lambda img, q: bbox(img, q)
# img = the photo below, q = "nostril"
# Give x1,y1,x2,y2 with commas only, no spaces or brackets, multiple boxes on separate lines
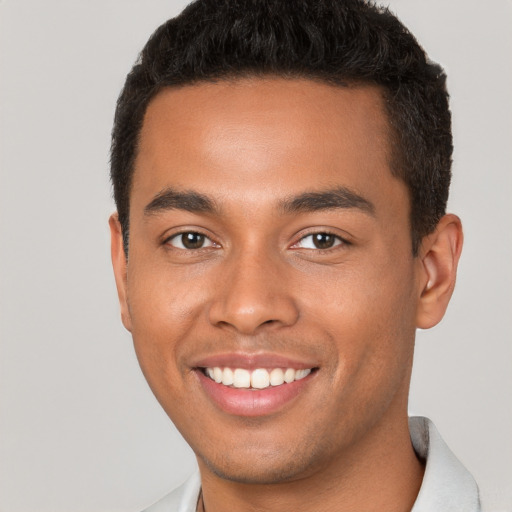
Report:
208,293,300,334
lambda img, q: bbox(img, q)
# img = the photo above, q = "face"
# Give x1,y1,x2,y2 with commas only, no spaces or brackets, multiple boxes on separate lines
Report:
112,78,425,484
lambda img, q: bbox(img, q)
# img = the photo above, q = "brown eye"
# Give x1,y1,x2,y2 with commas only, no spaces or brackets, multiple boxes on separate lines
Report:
295,232,344,250
167,232,214,250
312,233,336,249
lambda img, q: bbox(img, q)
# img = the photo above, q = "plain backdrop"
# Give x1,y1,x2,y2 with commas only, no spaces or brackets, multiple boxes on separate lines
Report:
0,1,511,511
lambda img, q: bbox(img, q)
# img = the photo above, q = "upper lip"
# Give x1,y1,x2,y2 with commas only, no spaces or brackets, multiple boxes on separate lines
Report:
191,352,319,370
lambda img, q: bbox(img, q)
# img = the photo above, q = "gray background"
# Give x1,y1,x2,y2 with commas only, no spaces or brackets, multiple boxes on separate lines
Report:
0,1,510,511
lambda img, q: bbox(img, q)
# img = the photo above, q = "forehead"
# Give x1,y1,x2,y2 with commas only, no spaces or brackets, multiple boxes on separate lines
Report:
132,78,404,216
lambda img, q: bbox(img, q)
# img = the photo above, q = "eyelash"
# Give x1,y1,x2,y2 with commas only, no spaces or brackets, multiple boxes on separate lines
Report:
292,231,350,252
164,231,218,250
164,230,350,252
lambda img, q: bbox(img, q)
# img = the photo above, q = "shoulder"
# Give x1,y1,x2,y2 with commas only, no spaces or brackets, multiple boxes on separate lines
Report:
141,472,201,512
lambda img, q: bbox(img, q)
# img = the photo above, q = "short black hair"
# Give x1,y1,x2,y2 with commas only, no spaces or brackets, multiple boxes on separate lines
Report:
111,0,452,255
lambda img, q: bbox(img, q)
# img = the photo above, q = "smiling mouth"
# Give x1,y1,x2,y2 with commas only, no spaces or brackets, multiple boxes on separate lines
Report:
202,366,316,390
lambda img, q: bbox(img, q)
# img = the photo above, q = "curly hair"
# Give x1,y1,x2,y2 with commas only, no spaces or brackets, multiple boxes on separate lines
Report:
111,0,452,255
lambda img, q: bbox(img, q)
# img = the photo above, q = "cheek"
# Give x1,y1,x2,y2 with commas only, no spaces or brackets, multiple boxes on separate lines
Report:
127,253,209,328
302,254,416,323
301,255,417,376
125,262,209,393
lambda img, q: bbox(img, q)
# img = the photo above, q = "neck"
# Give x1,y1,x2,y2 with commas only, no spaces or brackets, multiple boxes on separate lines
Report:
197,413,424,512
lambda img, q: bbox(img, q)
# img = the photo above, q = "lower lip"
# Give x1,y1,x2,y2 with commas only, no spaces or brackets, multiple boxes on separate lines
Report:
196,370,314,417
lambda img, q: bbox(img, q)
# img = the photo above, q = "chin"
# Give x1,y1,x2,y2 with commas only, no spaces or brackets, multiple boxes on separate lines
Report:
203,457,308,485
197,440,326,485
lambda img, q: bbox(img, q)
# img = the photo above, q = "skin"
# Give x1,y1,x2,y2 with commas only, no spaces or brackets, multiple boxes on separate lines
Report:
110,78,463,512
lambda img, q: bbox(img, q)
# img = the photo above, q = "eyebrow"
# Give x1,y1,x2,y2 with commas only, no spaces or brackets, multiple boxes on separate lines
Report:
144,188,218,216
143,186,375,218
280,187,375,216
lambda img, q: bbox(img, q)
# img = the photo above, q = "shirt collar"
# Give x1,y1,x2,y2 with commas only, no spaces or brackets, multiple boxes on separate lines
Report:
409,416,481,512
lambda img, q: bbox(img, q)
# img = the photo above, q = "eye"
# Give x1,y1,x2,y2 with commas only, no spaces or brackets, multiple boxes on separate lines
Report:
294,232,345,250
166,231,216,250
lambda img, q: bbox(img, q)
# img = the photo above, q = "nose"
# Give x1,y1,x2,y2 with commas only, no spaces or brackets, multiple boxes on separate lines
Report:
208,249,299,335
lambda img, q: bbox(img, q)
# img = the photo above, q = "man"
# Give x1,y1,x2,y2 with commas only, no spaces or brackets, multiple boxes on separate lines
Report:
109,0,480,510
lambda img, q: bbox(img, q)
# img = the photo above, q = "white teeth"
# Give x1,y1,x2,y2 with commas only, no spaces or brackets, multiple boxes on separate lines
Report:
269,368,285,386
295,369,311,380
221,367,234,386
251,368,270,389
205,366,313,389
233,368,251,388
213,367,223,383
284,368,296,383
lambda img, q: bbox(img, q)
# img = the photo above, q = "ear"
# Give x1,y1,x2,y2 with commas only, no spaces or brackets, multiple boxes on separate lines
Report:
109,213,132,332
415,214,464,329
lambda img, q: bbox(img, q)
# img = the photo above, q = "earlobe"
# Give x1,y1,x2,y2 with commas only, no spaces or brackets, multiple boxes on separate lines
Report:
416,214,463,329
109,213,133,332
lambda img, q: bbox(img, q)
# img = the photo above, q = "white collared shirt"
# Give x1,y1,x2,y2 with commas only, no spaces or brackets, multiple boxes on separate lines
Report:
142,416,481,512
